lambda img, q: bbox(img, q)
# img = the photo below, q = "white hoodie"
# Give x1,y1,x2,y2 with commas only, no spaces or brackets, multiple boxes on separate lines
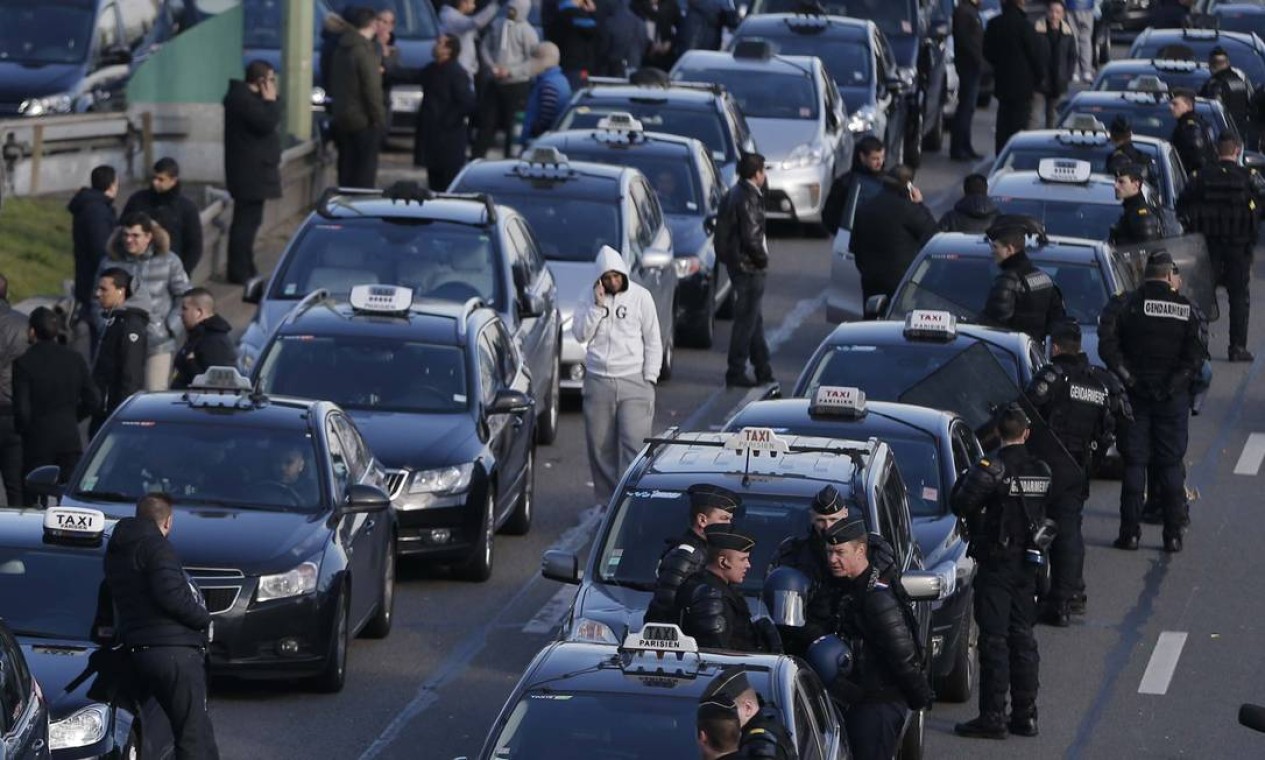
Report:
572,246,663,383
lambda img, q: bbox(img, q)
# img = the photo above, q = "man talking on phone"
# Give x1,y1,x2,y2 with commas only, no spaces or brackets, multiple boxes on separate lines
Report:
572,245,663,508
849,165,938,304
222,60,282,285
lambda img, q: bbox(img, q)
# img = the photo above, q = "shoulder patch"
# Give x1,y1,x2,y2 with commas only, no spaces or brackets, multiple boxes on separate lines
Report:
979,459,990,467
128,333,140,342
676,544,696,554
1136,208,1149,215
1024,271,1053,290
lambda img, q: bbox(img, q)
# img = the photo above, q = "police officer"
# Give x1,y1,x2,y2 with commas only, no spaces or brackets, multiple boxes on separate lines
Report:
104,493,219,759
699,667,798,760
1025,321,1125,626
951,404,1051,739
1201,47,1256,150
645,484,740,624
1105,115,1154,181
697,692,742,759
983,216,1067,343
1109,164,1166,246
1176,132,1265,361
1169,89,1214,177
1098,251,1206,552
677,523,780,653
769,484,849,584
796,515,932,760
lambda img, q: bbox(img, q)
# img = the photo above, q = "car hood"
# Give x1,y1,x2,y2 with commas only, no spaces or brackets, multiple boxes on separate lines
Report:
912,513,960,568
0,62,85,103
837,87,872,116
887,34,918,69
665,214,710,257
747,119,820,162
347,409,477,467
21,640,116,720
569,581,767,641
552,261,598,323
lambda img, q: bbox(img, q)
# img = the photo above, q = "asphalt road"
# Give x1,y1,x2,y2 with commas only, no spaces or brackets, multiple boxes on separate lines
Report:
197,90,1265,759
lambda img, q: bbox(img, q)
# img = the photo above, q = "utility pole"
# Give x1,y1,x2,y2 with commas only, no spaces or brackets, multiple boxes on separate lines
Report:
281,0,314,144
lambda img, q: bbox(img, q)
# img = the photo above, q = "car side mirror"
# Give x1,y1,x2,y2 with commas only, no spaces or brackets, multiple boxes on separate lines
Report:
243,276,266,305
518,292,547,319
100,45,133,66
1244,151,1265,169
641,251,673,270
901,569,946,601
25,465,63,499
863,294,888,320
488,388,533,415
703,214,718,234
342,483,390,513
542,549,581,584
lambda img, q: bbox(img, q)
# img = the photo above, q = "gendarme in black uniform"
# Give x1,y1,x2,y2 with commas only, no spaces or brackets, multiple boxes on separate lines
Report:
1106,116,1155,181
1098,252,1206,552
676,523,778,653
951,408,1051,740
644,484,740,624
700,667,798,760
1109,166,1166,247
983,217,1067,343
1169,93,1215,176
1200,51,1255,148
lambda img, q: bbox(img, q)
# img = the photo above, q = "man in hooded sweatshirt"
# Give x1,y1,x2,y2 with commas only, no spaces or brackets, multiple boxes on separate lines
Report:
440,0,501,83
938,173,1000,233
171,289,236,390
122,158,204,276
572,245,663,506
476,0,539,158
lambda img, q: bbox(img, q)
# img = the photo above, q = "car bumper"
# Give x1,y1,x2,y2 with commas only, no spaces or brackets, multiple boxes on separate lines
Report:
393,490,483,559
763,164,831,222
202,583,337,678
389,85,423,133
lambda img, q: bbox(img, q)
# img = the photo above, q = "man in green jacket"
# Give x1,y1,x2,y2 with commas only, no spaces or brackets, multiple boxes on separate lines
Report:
329,6,386,188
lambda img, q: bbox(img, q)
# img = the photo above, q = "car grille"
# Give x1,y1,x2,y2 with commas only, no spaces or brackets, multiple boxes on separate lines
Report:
186,567,244,615
384,469,408,499
200,587,241,614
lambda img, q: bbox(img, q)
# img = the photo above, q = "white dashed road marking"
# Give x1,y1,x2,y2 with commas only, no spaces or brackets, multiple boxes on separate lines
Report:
1233,433,1265,475
1138,631,1188,695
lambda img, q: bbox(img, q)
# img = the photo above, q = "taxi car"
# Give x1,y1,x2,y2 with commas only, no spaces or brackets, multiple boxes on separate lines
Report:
1091,58,1212,94
477,624,854,759
237,184,563,444
554,79,757,186
1130,26,1265,87
253,286,536,581
26,369,396,693
0,507,154,759
729,14,914,166
449,148,679,389
1204,2,1265,44
724,388,980,703
1059,80,1239,149
530,116,732,347
672,41,853,223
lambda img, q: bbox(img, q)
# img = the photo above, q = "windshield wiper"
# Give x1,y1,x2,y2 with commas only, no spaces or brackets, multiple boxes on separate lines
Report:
72,490,136,502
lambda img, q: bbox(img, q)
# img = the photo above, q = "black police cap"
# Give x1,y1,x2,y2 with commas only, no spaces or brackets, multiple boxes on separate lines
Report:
811,484,847,516
704,523,756,552
688,483,741,514
1115,163,1146,182
701,666,753,703
1050,319,1082,344
822,514,867,546
1109,115,1132,135
697,695,738,722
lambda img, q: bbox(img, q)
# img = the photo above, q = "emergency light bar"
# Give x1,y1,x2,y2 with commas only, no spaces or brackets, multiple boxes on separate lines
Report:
44,507,106,542
1037,158,1093,184
810,386,867,418
904,309,957,341
350,284,414,315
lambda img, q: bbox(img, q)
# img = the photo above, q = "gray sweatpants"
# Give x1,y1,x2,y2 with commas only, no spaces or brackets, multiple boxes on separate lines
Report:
583,373,655,505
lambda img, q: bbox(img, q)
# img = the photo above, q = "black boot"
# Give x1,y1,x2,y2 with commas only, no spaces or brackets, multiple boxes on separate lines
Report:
1113,534,1139,551
955,713,1008,740
1038,602,1070,627
1068,592,1087,615
1009,706,1039,737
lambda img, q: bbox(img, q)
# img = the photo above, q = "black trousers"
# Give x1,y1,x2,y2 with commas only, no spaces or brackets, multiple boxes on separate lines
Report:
425,161,464,193
227,198,264,284
951,68,981,158
974,554,1039,717
335,126,381,189
1045,461,1088,608
131,647,219,760
1120,392,1190,541
0,413,21,507
995,97,1033,155
1210,241,1252,351
726,268,772,381
845,701,906,760
473,80,531,159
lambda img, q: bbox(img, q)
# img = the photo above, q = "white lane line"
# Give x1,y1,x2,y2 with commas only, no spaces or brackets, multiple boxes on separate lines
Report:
522,586,576,634
1233,433,1265,475
1138,631,1188,695
766,291,828,354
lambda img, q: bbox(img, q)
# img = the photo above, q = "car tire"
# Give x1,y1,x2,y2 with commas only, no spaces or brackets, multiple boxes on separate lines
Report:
904,108,924,169
456,489,496,582
681,286,715,349
361,540,396,639
502,448,534,536
935,612,976,703
313,588,350,693
897,705,925,760
536,352,561,446
659,317,675,382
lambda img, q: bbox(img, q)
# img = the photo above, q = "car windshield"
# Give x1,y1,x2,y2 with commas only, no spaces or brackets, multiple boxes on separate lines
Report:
892,254,1109,325
744,34,872,88
1217,13,1265,38
483,191,622,261
598,491,867,592
0,550,101,640
559,104,731,159
562,150,702,214
833,0,915,37
490,691,699,758
0,0,94,65
1060,102,1231,141
1095,69,1210,92
73,422,327,512
674,68,818,120
804,340,1021,402
257,337,468,413
269,219,504,309
990,197,1119,245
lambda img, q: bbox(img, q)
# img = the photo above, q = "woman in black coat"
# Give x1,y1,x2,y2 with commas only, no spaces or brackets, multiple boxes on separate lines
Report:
415,34,478,191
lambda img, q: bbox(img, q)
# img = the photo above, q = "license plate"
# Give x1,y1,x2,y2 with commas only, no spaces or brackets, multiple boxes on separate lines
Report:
391,87,423,113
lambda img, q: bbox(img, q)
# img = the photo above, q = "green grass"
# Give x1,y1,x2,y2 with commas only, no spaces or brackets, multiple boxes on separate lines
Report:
0,195,75,303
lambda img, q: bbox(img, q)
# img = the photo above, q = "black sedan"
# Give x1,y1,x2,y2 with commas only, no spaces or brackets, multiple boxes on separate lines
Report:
1129,27,1265,87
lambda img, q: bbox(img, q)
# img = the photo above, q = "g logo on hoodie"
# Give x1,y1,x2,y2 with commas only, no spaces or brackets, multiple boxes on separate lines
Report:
615,304,628,320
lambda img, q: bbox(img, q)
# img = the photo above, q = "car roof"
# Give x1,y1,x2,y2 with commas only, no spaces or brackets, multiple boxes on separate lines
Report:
988,170,1119,204
818,319,1032,352
573,84,728,107
314,187,500,226
1065,90,1216,107
532,129,699,159
272,296,490,346
455,157,629,199
727,398,958,443
1099,58,1210,74
675,49,821,76
920,231,1108,262
1136,27,1265,52
111,388,321,430
1002,129,1168,150
735,13,873,40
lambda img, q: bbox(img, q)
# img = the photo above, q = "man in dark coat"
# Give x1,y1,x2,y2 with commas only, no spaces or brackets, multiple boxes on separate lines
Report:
939,173,1000,233
68,165,118,331
13,307,98,493
644,484,739,624
715,153,773,388
223,60,283,285
951,0,985,160
122,158,204,276
171,289,236,391
551,0,601,88
329,6,387,188
983,216,1067,343
822,136,886,236
1201,46,1257,151
599,0,649,77
675,523,779,653
1169,89,1215,178
849,166,938,302
0,275,26,507
416,34,477,190
1035,1,1078,129
91,268,147,436
984,0,1043,154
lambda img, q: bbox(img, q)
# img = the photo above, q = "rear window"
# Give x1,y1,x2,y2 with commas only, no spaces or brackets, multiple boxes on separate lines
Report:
673,67,819,120
990,197,1120,249
558,103,730,159
1132,38,1265,85
1094,69,1210,92
559,148,702,214
472,190,622,262
739,33,873,87
490,691,701,758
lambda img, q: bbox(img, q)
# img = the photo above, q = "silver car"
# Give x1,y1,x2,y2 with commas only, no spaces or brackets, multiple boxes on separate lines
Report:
671,41,853,224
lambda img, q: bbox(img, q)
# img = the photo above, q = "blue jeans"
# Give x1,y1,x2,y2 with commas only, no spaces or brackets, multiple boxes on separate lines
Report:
951,68,981,157
726,269,772,381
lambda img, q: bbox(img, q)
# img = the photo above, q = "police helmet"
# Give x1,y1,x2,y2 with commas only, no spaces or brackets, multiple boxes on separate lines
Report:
762,566,812,627
806,634,854,683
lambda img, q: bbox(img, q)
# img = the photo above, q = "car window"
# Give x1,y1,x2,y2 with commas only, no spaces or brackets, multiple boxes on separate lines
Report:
793,686,824,760
96,1,122,53
561,148,703,215
477,332,500,406
515,218,546,279
505,219,532,298
739,32,873,88
880,462,912,562
332,415,369,483
0,646,22,734
460,189,621,263
0,550,106,640
559,103,730,158
626,194,647,259
326,417,349,494
0,0,99,64
699,149,723,210
673,66,820,120
490,691,699,756
798,670,840,759
950,424,974,477
885,437,942,517
1166,144,1186,196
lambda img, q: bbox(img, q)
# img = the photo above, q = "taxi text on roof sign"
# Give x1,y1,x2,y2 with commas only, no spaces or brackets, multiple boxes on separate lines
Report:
812,385,867,416
724,427,791,455
904,309,957,340
350,284,414,314
622,624,701,654
43,507,106,538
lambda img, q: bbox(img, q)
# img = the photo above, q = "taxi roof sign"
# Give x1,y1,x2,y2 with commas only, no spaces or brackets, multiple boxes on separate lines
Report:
1063,113,1107,132
43,507,106,542
620,624,702,677
811,385,867,418
621,623,700,654
904,309,957,341
350,284,414,314
188,366,252,393
1037,158,1093,184
524,146,569,166
596,112,645,132
1128,74,1169,93
724,427,791,456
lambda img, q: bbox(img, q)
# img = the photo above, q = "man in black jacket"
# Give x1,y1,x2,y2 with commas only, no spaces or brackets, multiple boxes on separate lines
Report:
416,35,477,190
951,0,985,160
983,217,1067,342
644,484,739,624
122,158,204,276
1109,165,1165,246
984,0,1043,154
849,166,938,303
939,173,1000,233
822,136,886,236
699,667,797,760
1169,89,1214,178
675,523,777,653
716,153,773,388
1201,47,1256,150
171,289,236,390
13,307,98,495
1105,116,1155,181
0,274,26,507
1035,1,1078,129
223,60,283,285
91,268,148,436
104,493,218,759
68,165,118,335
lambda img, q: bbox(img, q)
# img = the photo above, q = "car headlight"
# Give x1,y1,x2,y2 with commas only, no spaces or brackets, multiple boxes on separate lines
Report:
573,618,619,644
848,105,879,134
781,143,827,170
674,255,702,279
19,93,74,116
49,704,108,750
311,86,328,106
256,561,319,602
409,463,474,495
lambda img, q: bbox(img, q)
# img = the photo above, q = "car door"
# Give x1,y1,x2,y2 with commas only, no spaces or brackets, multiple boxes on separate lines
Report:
508,217,558,395
0,630,45,760
797,667,845,759
475,327,517,520
327,413,378,627
820,70,850,178
630,179,677,336
491,320,532,507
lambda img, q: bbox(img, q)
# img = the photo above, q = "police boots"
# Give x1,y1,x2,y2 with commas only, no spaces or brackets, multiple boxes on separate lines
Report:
954,713,1008,740
1009,707,1039,737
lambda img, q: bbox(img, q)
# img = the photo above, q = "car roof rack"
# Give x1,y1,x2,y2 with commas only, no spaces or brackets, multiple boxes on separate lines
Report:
733,38,778,60
643,426,873,486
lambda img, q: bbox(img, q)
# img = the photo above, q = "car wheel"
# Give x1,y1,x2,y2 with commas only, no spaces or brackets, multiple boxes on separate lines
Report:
502,448,534,535
313,588,350,693
904,108,924,169
536,352,560,446
659,317,675,382
681,285,715,349
935,612,976,703
361,539,396,639
456,489,495,582
922,83,946,152
897,704,925,760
